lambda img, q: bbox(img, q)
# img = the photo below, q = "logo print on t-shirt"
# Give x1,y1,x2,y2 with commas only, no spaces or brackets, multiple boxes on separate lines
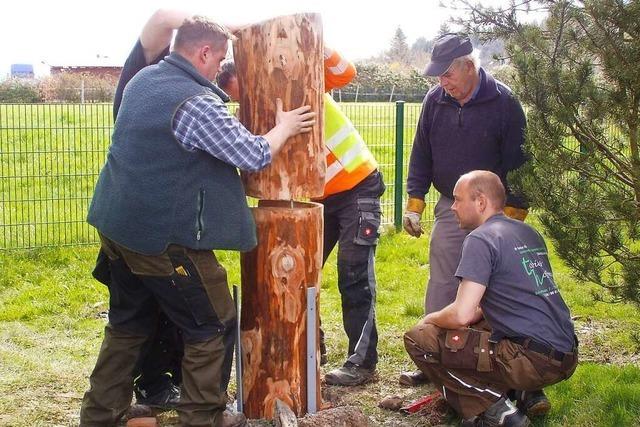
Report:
517,246,558,297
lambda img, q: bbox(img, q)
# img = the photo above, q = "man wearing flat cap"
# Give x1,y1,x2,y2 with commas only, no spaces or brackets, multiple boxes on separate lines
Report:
399,33,530,386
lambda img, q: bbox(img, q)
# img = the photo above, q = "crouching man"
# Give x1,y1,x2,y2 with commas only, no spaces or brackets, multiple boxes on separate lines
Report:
404,170,578,426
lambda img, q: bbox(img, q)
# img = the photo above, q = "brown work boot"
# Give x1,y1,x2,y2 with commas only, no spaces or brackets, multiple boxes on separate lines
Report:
514,390,551,417
398,369,430,387
221,409,248,427
324,364,376,386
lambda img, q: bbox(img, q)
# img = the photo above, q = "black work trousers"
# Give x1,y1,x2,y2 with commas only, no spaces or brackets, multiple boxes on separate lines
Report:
320,171,385,369
80,235,236,426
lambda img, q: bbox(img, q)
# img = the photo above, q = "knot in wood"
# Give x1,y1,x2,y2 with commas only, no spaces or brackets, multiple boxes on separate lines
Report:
281,254,295,272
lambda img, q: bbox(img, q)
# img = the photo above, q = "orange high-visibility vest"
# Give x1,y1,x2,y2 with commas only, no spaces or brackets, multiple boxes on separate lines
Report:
321,49,377,198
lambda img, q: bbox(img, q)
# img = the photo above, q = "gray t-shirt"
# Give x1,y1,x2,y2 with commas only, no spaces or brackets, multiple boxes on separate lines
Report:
455,214,575,352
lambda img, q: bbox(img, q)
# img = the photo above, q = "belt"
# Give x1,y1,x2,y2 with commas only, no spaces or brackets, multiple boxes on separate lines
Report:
509,336,571,362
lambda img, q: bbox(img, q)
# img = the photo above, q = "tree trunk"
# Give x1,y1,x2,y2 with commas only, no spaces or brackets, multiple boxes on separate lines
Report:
232,13,325,200
240,200,323,419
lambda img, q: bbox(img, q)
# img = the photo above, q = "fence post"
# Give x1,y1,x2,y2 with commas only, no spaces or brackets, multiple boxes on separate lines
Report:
394,100,405,231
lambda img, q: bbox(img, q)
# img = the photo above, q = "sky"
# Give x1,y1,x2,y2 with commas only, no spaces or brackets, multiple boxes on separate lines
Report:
1,0,477,77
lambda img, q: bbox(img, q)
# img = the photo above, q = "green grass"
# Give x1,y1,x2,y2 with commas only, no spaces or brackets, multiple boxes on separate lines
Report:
1,223,639,426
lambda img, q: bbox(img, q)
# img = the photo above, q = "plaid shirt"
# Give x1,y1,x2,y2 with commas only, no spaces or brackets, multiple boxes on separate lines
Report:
173,94,271,172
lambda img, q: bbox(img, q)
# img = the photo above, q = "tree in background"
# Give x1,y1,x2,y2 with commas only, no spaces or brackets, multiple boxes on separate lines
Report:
410,37,432,71
386,27,410,66
456,0,640,305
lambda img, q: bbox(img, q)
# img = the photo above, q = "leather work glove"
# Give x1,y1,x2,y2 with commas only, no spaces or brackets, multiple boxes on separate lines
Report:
403,197,426,237
504,206,529,221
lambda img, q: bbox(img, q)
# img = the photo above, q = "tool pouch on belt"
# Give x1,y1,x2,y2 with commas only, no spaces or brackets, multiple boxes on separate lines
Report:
440,329,470,368
440,328,493,372
354,197,381,245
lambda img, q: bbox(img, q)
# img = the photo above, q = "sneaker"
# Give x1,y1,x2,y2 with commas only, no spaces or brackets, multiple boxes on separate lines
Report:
398,369,430,387
324,364,376,386
478,396,530,427
514,390,551,417
221,410,248,427
135,384,180,410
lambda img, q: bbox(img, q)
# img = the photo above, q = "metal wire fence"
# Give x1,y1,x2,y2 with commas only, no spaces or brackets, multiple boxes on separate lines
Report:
0,101,435,249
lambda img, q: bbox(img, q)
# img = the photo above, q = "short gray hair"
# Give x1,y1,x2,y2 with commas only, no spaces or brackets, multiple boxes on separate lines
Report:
451,49,481,72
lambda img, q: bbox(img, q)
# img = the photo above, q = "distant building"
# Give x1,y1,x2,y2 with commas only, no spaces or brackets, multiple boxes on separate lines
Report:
50,65,122,80
11,64,34,78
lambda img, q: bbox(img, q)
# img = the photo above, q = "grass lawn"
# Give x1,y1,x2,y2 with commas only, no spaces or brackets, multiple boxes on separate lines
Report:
1,223,640,426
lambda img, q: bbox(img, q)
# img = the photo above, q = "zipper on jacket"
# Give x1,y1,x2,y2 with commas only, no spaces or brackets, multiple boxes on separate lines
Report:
458,107,462,127
196,189,205,241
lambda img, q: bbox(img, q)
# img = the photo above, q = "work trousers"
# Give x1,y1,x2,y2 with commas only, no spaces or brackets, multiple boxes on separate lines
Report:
320,171,385,369
404,322,578,419
425,195,469,314
80,235,236,427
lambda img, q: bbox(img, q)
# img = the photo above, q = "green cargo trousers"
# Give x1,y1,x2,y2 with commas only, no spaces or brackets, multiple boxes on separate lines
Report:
80,235,236,426
404,321,578,419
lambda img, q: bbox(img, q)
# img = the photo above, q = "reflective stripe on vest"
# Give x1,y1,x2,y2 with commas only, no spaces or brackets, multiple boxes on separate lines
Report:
323,94,377,196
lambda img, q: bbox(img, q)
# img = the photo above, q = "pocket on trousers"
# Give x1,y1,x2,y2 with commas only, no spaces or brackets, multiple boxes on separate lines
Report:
354,197,382,246
172,273,219,327
169,250,221,328
185,249,236,327
439,328,492,372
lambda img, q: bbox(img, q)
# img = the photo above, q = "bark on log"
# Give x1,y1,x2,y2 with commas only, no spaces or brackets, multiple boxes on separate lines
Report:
233,13,325,200
240,201,323,419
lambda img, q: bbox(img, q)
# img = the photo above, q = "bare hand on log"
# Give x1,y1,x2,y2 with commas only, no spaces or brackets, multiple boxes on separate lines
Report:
263,99,316,157
276,98,316,136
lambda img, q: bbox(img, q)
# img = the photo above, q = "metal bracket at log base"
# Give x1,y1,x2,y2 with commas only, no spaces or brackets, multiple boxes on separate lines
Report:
233,285,243,413
306,286,317,414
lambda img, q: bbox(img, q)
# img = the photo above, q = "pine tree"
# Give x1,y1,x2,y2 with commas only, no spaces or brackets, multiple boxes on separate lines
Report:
456,0,640,305
387,27,410,65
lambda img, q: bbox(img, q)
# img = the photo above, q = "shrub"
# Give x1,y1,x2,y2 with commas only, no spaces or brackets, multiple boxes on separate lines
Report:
39,73,117,103
0,78,42,103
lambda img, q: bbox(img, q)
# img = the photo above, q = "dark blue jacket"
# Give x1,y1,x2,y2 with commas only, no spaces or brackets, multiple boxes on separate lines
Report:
407,68,528,208
88,52,257,255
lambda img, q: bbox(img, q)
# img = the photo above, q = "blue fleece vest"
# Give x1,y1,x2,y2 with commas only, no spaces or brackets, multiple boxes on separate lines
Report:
87,53,257,255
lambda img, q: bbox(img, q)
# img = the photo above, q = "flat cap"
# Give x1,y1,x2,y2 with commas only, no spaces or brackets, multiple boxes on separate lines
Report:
424,33,473,77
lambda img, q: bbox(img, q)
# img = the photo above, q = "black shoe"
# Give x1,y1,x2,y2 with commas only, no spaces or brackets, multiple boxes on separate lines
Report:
324,364,376,386
477,397,530,427
514,390,551,417
135,384,180,410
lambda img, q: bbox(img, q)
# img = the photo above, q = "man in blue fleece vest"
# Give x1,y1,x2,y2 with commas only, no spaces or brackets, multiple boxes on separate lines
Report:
80,15,315,427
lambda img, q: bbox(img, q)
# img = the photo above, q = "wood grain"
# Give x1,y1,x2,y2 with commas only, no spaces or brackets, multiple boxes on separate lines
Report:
233,13,325,200
240,200,323,419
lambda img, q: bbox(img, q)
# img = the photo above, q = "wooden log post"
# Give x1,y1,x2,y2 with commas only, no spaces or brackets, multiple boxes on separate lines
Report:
240,200,323,419
233,13,325,200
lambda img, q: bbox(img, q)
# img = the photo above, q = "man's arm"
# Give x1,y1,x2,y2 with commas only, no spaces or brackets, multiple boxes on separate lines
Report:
324,47,356,92
501,94,529,211
422,279,486,329
139,9,191,64
173,96,314,172
114,10,190,119
406,96,434,200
